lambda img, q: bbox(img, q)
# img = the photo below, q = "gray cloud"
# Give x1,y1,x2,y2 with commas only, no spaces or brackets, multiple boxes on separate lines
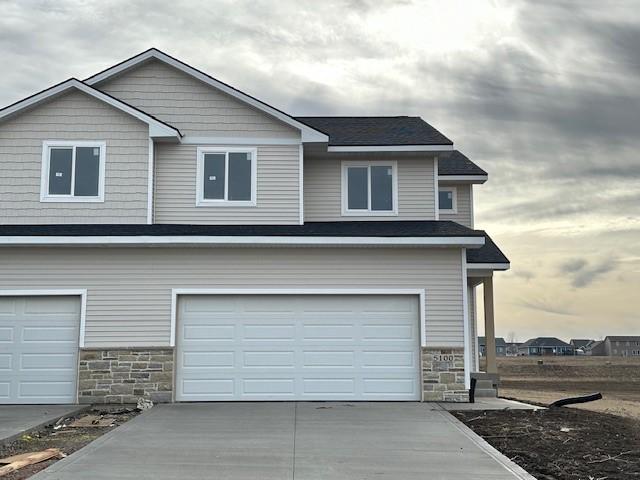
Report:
559,257,618,288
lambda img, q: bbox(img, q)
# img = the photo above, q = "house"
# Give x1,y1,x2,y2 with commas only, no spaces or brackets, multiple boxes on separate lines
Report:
478,336,507,356
586,337,640,356
0,48,509,405
518,337,574,356
570,339,593,351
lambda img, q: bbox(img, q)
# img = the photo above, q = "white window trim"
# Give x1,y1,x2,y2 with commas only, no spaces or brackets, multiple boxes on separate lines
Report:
196,146,257,207
438,186,457,214
40,141,106,203
341,160,398,216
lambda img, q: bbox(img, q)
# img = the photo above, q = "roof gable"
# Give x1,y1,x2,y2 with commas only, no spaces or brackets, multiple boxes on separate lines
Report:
85,48,327,143
0,78,180,140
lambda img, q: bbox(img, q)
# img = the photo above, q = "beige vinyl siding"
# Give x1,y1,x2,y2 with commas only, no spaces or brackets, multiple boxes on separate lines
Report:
0,91,149,224
97,59,299,139
304,156,436,221
440,184,473,227
154,143,300,224
0,247,464,348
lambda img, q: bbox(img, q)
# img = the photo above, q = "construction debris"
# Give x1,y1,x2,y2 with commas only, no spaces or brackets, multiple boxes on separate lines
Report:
0,448,65,477
69,415,116,428
136,398,154,410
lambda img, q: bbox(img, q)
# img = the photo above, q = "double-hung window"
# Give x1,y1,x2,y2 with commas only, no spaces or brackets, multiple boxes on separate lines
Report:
41,141,106,202
342,161,397,215
196,147,257,206
438,187,457,213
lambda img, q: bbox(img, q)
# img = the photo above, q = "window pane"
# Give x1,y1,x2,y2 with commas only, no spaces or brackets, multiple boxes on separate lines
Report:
74,147,101,196
439,190,454,210
48,148,72,195
347,167,368,210
228,152,252,201
370,165,393,211
203,153,225,199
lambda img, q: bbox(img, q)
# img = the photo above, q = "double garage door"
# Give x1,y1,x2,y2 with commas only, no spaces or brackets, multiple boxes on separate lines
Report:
0,296,80,404
176,294,421,401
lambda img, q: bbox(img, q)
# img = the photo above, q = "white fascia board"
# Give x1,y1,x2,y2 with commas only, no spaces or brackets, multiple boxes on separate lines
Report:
327,145,454,153
0,235,485,248
84,49,327,143
0,79,180,139
438,175,488,184
467,262,510,271
181,136,301,145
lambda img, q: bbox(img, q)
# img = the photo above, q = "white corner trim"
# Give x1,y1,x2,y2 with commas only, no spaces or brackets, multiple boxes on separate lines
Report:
328,145,454,153
40,141,106,203
467,263,510,271
438,186,458,214
461,249,471,389
438,175,487,184
170,288,427,348
84,49,327,143
0,79,180,139
340,160,399,217
195,146,258,207
299,144,304,225
469,184,475,229
0,289,88,348
0,235,486,247
434,156,439,220
147,139,154,224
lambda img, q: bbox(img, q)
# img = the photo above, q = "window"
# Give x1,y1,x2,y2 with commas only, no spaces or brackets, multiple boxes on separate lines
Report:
341,161,397,215
41,141,105,202
196,147,257,206
438,187,457,213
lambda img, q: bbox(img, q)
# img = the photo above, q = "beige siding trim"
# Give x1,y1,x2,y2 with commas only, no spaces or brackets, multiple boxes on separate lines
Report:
0,91,149,224
0,247,465,349
98,59,301,139
440,184,473,227
304,156,436,221
154,143,300,224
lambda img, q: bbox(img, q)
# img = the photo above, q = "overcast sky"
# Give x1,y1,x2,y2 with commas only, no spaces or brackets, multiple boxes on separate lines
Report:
1,0,638,342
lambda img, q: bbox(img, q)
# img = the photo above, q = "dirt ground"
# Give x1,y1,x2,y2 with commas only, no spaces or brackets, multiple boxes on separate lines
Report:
0,406,139,480
453,408,640,480
486,356,640,419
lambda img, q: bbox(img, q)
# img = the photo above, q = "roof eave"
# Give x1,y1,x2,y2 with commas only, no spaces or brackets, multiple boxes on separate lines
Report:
327,144,454,153
439,174,488,184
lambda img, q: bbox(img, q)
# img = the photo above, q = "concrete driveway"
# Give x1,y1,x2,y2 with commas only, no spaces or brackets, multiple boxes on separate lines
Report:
32,402,529,480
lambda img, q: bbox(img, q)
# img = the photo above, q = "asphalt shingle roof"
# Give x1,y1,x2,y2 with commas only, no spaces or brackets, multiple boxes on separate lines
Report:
478,337,507,347
520,337,572,348
294,116,453,147
438,151,487,176
466,234,509,264
0,221,483,238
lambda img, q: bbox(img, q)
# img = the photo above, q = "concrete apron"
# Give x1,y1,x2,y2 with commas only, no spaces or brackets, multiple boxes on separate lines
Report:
0,405,87,445
31,402,532,480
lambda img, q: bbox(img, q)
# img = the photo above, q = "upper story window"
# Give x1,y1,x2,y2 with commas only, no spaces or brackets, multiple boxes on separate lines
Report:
438,187,457,213
41,141,106,202
196,147,257,207
341,161,397,216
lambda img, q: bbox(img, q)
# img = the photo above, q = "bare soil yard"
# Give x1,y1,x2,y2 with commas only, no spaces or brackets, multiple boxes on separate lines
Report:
454,408,640,480
0,406,139,480
487,356,640,419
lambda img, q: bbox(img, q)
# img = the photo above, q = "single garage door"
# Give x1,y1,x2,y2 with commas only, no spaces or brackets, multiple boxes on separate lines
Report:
0,296,80,404
176,294,421,401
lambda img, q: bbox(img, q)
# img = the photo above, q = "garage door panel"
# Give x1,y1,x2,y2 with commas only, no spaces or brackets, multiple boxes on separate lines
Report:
177,294,421,401
0,296,79,404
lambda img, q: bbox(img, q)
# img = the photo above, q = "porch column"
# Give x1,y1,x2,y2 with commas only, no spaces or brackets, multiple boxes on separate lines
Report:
483,275,498,374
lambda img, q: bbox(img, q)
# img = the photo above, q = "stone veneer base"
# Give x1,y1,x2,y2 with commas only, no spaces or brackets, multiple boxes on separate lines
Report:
422,347,468,402
78,348,174,404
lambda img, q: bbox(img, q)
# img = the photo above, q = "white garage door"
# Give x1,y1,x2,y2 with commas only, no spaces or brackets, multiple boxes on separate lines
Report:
176,294,421,401
0,296,80,404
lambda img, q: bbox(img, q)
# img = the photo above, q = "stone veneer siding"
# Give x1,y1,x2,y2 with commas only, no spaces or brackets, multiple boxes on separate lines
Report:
422,347,468,402
78,348,174,404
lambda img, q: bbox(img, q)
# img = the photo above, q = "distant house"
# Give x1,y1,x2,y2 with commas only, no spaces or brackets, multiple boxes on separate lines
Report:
570,339,594,354
478,336,507,357
587,336,640,356
518,337,574,356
